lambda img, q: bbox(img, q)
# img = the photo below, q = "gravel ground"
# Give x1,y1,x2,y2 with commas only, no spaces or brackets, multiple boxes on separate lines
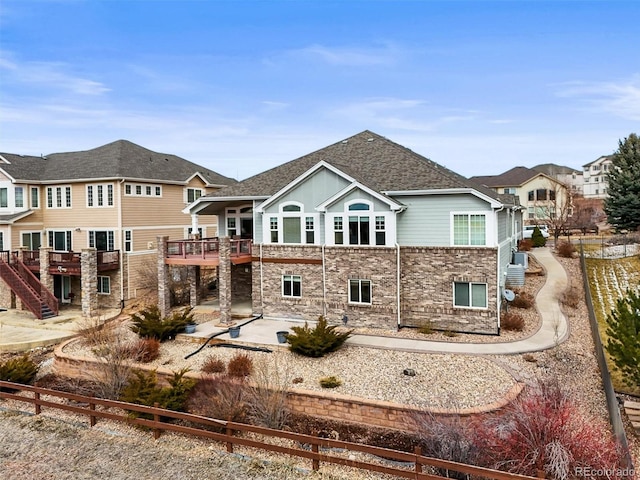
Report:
2,251,638,478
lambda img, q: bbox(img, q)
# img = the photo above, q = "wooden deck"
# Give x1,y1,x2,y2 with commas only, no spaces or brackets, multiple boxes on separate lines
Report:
165,238,252,266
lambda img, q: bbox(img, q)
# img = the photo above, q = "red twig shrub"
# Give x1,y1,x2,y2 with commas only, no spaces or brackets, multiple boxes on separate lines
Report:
130,338,160,363
510,290,535,309
518,239,533,251
501,311,525,332
201,355,226,374
473,379,627,478
187,376,248,423
227,353,253,378
556,241,576,258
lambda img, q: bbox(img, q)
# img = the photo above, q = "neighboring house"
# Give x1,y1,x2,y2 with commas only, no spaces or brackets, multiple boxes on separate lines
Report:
532,163,583,195
0,140,235,318
164,131,523,335
470,166,571,229
582,155,613,199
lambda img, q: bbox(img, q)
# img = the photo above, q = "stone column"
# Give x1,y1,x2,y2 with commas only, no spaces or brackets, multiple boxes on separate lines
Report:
81,248,98,318
39,246,54,298
157,236,171,318
218,236,232,324
188,265,200,308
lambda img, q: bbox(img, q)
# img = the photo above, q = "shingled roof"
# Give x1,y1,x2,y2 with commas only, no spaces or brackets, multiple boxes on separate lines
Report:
207,130,503,202
470,166,542,188
0,140,236,186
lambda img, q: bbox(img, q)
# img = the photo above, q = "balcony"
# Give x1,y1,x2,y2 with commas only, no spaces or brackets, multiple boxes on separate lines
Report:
18,250,121,275
165,238,253,266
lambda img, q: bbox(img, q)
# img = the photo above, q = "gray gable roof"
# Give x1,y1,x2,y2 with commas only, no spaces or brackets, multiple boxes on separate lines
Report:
209,130,503,202
470,166,542,188
0,140,237,186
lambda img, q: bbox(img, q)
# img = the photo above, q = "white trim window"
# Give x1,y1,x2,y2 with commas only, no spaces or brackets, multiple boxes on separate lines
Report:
124,230,133,252
46,186,72,208
282,274,302,298
264,202,318,245
125,183,162,197
327,200,393,247
15,187,24,208
349,279,372,304
97,276,111,295
87,184,114,207
49,230,72,251
89,231,115,251
453,282,487,309
186,188,204,203
31,187,40,209
452,213,488,246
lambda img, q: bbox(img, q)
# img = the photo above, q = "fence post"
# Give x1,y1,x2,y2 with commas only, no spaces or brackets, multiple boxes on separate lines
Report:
414,445,422,474
226,425,234,453
89,403,96,427
34,391,41,415
153,402,161,440
312,442,320,471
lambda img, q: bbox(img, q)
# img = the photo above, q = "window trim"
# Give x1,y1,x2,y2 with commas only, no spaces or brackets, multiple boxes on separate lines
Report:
97,276,111,295
453,281,488,309
282,274,302,298
348,279,372,305
46,186,72,209
263,201,319,245
325,199,394,247
186,187,204,204
451,212,490,247
124,230,133,253
31,187,40,209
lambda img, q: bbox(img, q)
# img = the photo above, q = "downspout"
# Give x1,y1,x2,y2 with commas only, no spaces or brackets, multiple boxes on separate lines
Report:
396,242,401,329
322,244,327,317
494,205,504,335
118,178,125,308
259,243,264,313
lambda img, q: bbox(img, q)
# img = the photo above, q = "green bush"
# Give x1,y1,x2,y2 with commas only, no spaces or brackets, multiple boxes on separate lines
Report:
319,376,342,388
286,316,352,358
120,368,196,418
0,355,39,386
129,305,194,342
531,226,547,247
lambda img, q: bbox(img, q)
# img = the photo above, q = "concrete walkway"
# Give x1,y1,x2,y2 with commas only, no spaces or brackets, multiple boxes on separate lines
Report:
346,247,569,355
0,247,568,355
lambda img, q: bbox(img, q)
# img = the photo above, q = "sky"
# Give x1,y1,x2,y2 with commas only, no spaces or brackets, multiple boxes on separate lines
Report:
1,1,638,181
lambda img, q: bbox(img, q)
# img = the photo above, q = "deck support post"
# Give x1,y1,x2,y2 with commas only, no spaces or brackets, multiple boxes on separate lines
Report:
157,236,171,319
218,236,232,324
81,248,98,318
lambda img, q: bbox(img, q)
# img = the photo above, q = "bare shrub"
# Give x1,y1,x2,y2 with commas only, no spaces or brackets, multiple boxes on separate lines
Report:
556,240,576,258
561,285,581,309
76,314,112,347
246,356,291,429
188,376,248,423
201,355,226,374
412,405,479,479
518,239,533,251
501,311,525,332
125,338,161,363
227,353,253,378
510,290,535,309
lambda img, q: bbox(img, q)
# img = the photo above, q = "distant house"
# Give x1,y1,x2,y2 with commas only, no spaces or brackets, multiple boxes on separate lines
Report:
582,155,613,199
167,131,523,335
532,163,583,194
0,140,235,318
470,166,571,228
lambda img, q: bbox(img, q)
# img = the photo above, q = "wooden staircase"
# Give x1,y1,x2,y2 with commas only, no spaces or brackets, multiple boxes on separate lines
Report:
0,252,58,320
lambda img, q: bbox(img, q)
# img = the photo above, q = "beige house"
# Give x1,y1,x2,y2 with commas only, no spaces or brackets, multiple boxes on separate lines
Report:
0,140,235,318
471,166,572,230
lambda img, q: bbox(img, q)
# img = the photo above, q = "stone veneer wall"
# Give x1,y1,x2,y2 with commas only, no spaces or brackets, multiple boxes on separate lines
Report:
53,340,522,431
400,247,499,334
252,244,499,333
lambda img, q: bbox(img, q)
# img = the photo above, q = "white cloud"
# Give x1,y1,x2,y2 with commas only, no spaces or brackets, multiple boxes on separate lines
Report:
555,76,640,121
268,42,400,68
1,55,110,96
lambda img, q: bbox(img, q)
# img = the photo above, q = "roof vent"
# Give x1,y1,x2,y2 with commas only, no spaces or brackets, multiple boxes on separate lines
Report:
367,138,375,142
342,140,348,144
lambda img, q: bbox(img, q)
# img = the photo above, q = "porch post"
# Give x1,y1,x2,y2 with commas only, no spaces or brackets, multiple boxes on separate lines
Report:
157,236,171,318
81,248,98,318
218,236,232,324
39,247,54,300
188,266,200,308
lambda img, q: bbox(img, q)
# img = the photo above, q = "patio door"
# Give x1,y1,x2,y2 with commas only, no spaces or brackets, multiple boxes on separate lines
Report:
49,230,72,251
54,275,72,303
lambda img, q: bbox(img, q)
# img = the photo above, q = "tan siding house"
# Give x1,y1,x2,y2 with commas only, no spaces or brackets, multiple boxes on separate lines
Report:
0,142,235,319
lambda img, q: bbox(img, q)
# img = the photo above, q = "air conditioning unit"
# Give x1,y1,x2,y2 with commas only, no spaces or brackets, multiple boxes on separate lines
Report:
513,252,529,269
506,264,525,287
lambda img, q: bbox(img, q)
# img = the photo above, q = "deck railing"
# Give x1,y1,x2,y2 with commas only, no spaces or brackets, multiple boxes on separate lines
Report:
18,250,120,272
166,238,252,260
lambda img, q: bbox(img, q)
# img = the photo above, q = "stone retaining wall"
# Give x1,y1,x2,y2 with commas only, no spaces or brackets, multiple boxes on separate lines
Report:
53,339,522,431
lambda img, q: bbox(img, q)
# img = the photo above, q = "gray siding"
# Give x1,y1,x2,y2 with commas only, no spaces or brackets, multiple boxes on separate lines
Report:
394,194,491,246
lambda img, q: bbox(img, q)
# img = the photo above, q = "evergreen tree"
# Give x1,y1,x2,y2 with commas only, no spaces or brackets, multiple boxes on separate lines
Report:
531,226,546,247
605,289,640,388
604,133,640,231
